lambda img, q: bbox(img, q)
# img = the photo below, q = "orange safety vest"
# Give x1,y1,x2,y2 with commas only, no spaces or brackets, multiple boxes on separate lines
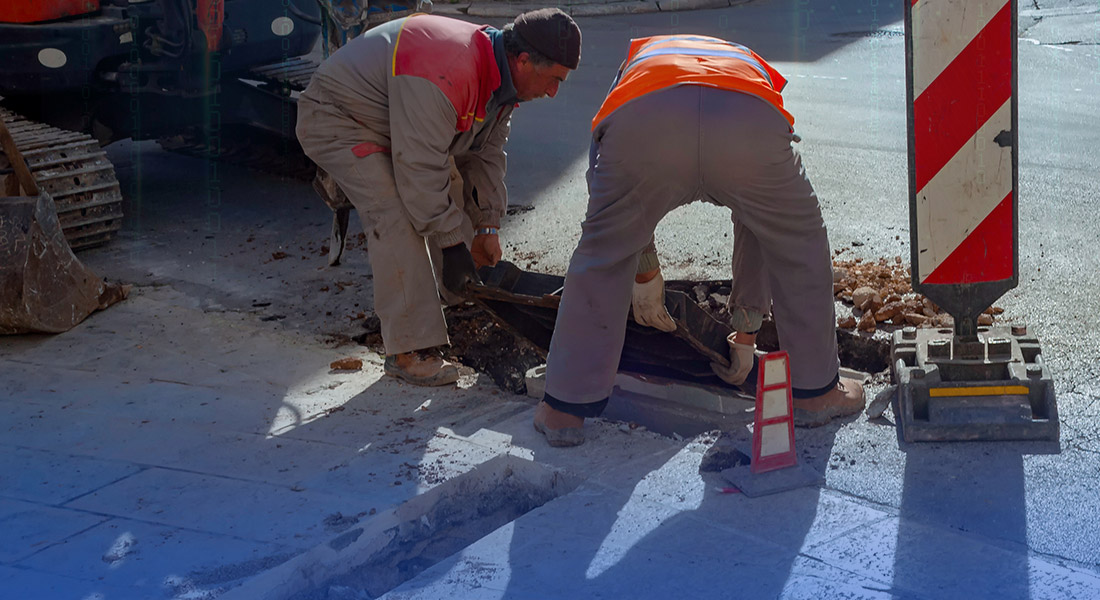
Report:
591,35,794,131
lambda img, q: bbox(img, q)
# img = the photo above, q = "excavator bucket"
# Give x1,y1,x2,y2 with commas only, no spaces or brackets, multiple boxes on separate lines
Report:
1,119,129,335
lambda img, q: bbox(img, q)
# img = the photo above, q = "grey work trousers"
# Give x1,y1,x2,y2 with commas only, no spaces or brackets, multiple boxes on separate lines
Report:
296,87,476,356
545,85,839,405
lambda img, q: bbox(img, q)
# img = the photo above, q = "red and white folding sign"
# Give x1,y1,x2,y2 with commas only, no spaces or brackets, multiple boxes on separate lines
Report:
751,351,797,475
906,0,1018,319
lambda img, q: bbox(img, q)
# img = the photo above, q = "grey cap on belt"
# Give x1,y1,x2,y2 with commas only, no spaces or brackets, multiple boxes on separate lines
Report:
513,8,582,69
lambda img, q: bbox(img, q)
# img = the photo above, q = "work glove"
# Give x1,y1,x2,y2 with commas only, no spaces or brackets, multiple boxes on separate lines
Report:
471,232,502,268
710,333,755,386
631,271,677,332
440,243,481,296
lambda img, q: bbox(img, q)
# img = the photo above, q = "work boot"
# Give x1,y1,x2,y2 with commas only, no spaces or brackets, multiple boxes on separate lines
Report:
793,377,866,427
383,349,460,387
533,401,585,447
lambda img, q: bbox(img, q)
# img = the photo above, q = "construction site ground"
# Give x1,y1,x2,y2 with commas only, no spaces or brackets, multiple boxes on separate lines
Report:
4,1,1100,599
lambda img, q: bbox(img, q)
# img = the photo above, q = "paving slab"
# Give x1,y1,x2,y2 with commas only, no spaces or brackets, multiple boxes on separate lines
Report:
379,491,897,600
64,467,364,549
807,516,1100,600
156,428,363,486
4,369,281,435
0,498,107,563
268,378,528,447
0,564,137,600
1,402,218,467
779,557,901,600
296,431,514,502
15,517,294,597
0,446,142,505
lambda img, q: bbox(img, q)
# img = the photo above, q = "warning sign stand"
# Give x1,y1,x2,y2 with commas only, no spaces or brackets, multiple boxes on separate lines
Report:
721,352,823,497
896,0,1058,442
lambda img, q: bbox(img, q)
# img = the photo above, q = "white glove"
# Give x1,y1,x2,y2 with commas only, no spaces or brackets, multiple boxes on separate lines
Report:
631,272,676,332
710,334,755,385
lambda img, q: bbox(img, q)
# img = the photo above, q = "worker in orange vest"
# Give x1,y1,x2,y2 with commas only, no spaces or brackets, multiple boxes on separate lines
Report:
534,35,865,447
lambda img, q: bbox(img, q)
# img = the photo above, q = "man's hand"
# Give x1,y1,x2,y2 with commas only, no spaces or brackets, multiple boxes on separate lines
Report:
631,269,676,332
440,243,481,296
471,233,502,268
710,333,755,386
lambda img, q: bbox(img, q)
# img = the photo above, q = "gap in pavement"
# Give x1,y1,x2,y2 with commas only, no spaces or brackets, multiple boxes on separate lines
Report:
237,455,578,600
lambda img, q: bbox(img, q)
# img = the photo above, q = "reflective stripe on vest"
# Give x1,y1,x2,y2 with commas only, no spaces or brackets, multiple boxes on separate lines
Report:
623,47,776,86
591,35,794,131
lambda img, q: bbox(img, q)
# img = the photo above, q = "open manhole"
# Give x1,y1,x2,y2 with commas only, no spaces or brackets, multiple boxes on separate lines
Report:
666,280,892,375
226,456,577,600
356,258,1003,394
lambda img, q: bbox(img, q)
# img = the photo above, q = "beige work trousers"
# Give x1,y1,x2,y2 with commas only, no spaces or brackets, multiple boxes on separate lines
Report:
296,86,476,356
546,86,840,405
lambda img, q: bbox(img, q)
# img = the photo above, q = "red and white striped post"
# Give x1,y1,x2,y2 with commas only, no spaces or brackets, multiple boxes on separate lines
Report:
750,351,797,474
906,0,1018,338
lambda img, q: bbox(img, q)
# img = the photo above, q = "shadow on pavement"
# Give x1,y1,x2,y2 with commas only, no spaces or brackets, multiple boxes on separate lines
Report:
891,440,1060,599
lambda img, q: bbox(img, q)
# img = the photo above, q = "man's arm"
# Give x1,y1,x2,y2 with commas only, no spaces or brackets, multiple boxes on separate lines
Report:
631,235,675,331
388,75,466,247
454,106,513,230
637,236,659,281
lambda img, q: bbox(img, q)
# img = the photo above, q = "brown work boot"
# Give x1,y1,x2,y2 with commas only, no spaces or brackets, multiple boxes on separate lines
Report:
533,401,586,447
383,349,460,387
793,377,866,427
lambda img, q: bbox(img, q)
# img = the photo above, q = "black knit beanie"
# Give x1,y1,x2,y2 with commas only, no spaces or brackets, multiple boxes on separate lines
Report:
513,8,581,69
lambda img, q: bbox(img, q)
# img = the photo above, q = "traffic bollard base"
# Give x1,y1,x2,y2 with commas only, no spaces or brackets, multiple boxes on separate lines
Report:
891,325,1059,442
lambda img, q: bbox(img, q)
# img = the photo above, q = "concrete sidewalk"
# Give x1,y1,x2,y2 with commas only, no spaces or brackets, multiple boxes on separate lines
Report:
4,284,1100,598
6,284,1099,600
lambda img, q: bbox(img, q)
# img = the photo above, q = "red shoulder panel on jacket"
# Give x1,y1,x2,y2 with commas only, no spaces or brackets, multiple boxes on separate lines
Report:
393,15,501,132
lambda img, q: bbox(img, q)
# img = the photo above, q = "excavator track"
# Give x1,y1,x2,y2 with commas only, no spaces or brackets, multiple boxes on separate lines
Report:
156,57,321,181
247,56,319,91
0,107,124,250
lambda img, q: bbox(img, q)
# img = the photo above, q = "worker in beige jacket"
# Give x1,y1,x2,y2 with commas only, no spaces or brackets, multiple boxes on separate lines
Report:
297,9,581,386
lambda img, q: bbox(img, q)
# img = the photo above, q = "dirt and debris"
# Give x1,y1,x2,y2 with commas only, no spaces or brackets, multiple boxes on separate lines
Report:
354,304,543,394
505,204,535,216
361,314,381,334
668,277,892,373
699,435,750,472
323,512,364,533
667,255,1009,374
442,305,544,394
329,357,363,371
831,257,1003,332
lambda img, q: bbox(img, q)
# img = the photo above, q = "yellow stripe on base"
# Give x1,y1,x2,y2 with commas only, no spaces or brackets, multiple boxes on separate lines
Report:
929,386,1030,398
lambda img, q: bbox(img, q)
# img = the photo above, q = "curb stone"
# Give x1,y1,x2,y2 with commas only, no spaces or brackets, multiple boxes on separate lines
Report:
570,1,660,16
434,0,749,18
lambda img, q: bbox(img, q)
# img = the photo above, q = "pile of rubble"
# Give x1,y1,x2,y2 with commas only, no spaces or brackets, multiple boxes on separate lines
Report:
832,257,1002,332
